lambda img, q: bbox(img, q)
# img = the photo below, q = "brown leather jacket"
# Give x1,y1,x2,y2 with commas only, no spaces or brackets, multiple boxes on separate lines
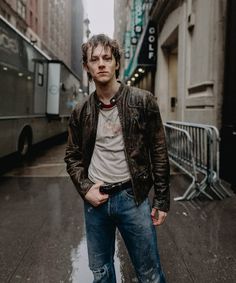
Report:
64,83,170,212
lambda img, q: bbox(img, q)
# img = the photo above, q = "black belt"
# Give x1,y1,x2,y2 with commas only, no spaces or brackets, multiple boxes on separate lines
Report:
99,180,132,195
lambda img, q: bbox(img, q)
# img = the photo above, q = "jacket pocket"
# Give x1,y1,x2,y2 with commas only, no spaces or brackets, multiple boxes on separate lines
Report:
135,168,151,183
134,168,153,200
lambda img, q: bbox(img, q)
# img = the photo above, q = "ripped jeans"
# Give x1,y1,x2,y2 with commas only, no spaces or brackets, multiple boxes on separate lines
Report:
84,187,166,283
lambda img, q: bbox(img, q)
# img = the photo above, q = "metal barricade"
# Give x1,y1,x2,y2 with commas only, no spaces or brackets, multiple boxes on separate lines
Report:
165,121,231,201
164,124,200,200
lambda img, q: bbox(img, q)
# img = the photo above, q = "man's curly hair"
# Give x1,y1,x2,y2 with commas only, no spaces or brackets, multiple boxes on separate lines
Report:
82,34,122,81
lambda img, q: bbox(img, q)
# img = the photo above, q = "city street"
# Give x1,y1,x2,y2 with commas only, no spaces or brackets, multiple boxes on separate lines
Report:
1,0,236,282
0,140,235,283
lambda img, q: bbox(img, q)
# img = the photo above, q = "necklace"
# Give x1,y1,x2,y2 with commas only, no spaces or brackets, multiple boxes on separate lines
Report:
99,106,118,125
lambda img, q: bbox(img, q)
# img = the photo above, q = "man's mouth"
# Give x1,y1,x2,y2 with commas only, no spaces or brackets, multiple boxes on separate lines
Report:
98,71,108,74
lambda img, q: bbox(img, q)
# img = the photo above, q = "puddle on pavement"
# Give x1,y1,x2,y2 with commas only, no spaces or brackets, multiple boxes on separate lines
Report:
69,234,123,283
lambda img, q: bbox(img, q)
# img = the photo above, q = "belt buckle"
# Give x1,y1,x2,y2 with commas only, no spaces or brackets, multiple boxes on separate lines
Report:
100,183,120,195
100,184,112,194
110,183,120,194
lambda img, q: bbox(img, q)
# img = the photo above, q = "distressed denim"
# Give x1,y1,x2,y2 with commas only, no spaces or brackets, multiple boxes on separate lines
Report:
84,187,166,283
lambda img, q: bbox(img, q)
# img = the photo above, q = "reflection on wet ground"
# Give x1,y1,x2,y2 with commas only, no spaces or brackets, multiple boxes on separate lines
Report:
0,142,235,282
0,176,136,282
69,233,124,283
70,235,92,282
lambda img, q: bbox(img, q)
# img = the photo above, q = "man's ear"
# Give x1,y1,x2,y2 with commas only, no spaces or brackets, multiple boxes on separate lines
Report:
115,62,120,70
83,63,89,73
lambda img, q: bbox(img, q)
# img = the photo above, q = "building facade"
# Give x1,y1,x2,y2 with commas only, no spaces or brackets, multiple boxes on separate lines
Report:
41,0,72,67
115,0,227,124
150,0,227,126
114,0,157,93
0,0,28,34
25,0,43,48
71,0,84,81
114,0,235,186
0,0,85,74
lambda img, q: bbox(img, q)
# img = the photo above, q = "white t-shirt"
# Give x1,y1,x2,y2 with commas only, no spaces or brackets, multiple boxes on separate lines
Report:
88,106,130,184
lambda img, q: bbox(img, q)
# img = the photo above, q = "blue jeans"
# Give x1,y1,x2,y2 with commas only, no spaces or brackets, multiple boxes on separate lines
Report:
84,187,166,283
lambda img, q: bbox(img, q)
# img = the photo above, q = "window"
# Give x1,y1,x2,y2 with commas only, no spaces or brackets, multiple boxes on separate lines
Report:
35,18,38,33
38,63,44,86
35,0,38,12
17,0,26,19
30,11,33,27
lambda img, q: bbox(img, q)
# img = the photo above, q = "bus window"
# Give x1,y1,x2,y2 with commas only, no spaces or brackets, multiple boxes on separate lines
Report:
38,62,44,86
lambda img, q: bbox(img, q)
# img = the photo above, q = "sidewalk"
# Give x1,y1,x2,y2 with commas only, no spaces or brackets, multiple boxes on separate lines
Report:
158,170,236,282
0,142,235,282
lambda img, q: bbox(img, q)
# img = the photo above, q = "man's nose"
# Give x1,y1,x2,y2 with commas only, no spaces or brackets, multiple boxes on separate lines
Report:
98,58,105,66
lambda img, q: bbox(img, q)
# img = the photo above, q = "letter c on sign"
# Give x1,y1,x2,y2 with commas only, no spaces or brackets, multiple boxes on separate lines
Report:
149,27,155,34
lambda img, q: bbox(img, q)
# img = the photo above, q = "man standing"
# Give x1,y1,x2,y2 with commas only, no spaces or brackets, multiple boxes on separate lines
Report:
65,34,170,283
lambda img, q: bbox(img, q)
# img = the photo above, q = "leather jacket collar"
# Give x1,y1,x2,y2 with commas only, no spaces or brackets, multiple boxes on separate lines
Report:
93,81,125,109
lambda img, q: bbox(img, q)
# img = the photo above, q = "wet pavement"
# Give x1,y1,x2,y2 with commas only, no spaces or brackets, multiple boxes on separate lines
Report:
0,141,236,282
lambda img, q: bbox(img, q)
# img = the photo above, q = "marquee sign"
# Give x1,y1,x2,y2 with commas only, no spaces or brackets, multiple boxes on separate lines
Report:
124,31,131,59
138,21,157,66
134,0,143,34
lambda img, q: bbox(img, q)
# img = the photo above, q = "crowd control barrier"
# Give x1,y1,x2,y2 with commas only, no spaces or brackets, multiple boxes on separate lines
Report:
164,121,232,201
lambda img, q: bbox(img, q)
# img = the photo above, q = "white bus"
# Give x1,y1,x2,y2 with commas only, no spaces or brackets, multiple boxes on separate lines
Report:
0,16,84,158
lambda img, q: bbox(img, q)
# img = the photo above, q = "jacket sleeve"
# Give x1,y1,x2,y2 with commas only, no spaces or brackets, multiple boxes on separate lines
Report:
146,93,170,212
64,108,93,198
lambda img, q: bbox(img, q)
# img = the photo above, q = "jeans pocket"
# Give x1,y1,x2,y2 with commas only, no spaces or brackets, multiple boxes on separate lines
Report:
124,187,135,198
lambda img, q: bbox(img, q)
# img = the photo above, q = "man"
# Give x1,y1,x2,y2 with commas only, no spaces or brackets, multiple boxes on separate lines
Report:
65,34,170,283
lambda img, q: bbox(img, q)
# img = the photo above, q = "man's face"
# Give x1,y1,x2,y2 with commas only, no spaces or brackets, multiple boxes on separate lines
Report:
85,44,119,84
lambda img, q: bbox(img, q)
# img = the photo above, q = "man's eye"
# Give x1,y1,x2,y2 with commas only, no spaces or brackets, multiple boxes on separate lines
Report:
104,57,112,61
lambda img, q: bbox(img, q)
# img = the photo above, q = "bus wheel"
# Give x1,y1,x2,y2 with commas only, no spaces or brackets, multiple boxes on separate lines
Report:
18,128,32,158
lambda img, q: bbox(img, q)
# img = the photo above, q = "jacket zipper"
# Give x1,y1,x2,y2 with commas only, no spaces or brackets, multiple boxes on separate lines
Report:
116,100,139,205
